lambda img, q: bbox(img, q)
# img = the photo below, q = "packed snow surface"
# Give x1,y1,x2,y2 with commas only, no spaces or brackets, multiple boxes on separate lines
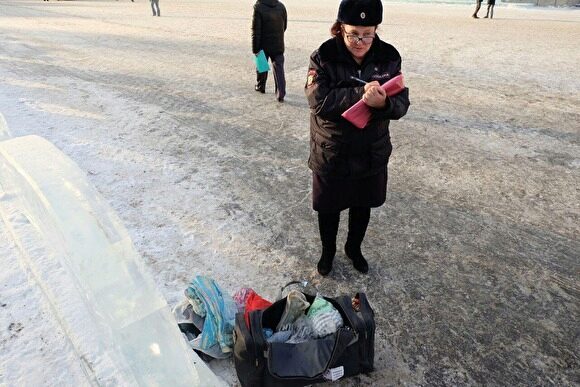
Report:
1,0,578,385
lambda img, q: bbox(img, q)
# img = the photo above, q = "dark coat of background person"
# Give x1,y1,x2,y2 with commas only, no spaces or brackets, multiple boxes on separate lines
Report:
251,0,287,56
252,0,287,101
305,36,410,183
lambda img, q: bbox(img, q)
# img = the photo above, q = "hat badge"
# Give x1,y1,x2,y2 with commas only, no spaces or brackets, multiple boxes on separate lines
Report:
360,12,366,19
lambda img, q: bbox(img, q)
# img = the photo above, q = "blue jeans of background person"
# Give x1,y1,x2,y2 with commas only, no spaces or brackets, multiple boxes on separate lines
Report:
151,0,160,16
255,53,286,101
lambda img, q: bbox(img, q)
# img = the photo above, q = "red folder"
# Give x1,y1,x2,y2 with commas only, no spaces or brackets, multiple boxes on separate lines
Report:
341,73,405,129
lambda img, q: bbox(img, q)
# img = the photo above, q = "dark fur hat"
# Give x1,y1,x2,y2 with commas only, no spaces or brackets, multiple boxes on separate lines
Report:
337,0,383,26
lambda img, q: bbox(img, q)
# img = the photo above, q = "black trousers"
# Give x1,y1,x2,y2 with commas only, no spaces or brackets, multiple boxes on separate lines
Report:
255,52,286,100
318,207,371,250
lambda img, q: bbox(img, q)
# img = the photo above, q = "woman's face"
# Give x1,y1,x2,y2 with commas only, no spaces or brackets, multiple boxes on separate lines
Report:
342,24,376,63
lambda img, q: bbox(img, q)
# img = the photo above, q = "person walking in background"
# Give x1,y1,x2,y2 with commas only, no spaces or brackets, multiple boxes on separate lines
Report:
484,0,495,18
472,0,482,18
305,0,410,276
150,0,160,16
251,0,287,102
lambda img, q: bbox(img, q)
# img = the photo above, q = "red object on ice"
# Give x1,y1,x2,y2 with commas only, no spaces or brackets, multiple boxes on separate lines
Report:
244,292,272,327
341,73,405,129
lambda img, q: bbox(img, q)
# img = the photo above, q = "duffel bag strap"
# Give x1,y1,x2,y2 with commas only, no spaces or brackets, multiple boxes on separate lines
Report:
335,295,363,333
249,309,266,353
357,293,375,321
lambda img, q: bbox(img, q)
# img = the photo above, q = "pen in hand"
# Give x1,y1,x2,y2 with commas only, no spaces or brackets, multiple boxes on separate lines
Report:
350,75,368,85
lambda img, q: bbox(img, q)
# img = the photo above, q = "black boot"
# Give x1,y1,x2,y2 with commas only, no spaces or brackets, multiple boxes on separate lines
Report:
255,71,267,93
345,207,370,274
317,211,340,276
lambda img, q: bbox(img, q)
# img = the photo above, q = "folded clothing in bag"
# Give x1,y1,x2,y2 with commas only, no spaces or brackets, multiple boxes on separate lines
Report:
276,290,310,331
233,292,375,387
307,296,344,338
341,73,405,129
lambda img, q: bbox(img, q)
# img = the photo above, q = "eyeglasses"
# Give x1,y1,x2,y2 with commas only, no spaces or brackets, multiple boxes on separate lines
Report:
344,33,375,45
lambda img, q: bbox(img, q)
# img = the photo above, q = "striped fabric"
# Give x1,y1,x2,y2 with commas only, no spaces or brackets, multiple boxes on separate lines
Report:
307,296,344,338
185,275,237,353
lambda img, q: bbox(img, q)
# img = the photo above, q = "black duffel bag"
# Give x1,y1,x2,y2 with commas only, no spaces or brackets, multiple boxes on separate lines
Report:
233,292,375,387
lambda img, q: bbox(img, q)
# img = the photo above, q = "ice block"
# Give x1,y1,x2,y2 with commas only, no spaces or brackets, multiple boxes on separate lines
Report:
341,73,405,129
0,112,11,141
0,135,225,386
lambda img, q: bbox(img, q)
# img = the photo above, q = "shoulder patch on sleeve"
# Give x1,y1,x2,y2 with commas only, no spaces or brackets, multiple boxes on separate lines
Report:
306,69,317,88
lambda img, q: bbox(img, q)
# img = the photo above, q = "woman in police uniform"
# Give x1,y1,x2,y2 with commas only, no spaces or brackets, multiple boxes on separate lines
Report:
305,0,410,276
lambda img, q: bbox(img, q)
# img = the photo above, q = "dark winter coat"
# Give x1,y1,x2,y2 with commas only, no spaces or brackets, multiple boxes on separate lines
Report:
305,36,410,179
251,0,287,56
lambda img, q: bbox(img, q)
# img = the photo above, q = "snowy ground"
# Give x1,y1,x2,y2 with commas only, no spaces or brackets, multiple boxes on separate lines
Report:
0,0,579,385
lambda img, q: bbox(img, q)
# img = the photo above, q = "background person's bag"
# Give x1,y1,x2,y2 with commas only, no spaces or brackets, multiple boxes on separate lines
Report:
254,50,270,73
233,292,375,387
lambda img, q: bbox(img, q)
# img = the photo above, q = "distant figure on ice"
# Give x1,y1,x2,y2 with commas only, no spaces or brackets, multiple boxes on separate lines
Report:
305,0,410,276
251,0,287,102
472,0,482,18
484,0,495,18
150,0,160,16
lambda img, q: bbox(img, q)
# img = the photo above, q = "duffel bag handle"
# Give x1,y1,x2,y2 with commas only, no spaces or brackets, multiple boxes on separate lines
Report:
277,280,317,300
334,293,373,333
334,295,361,330
356,292,375,316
